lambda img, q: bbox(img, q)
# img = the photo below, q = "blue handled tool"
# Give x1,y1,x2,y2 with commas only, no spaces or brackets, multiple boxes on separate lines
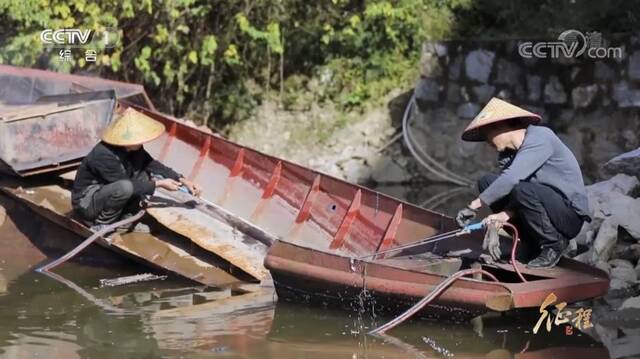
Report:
459,221,485,233
357,222,486,260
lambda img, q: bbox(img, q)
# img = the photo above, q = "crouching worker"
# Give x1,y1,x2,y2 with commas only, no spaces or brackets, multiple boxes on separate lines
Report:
456,98,590,268
72,108,202,233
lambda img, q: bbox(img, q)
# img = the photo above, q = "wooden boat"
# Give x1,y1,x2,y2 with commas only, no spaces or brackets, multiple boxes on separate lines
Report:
0,65,609,317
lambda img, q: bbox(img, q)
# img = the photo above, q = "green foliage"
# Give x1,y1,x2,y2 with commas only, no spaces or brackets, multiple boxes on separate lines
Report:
0,0,468,127
3,0,635,130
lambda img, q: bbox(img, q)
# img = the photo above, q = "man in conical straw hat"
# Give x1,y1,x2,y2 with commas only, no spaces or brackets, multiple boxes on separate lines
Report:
456,98,590,268
72,108,202,232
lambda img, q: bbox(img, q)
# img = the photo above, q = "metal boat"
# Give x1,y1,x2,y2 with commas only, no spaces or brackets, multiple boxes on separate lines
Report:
0,65,609,317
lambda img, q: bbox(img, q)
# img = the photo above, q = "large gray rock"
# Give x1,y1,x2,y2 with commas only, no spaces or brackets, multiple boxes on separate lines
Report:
594,61,616,82
422,41,448,57
543,76,567,104
448,55,463,80
414,77,441,104
446,83,461,103
464,50,495,83
603,148,640,178
587,173,639,196
585,190,640,263
370,156,410,183
629,51,640,80
457,102,480,119
471,84,495,103
571,84,598,108
494,58,522,86
621,296,640,309
598,192,640,237
526,75,542,102
609,259,637,290
420,52,443,77
340,158,368,184
574,226,595,247
613,81,640,108
592,217,619,263
612,243,640,262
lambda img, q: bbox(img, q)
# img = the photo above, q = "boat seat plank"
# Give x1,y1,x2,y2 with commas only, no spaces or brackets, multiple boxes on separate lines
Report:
146,190,269,281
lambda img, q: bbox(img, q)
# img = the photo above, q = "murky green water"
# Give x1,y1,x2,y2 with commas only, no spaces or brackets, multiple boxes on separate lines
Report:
0,194,608,358
0,252,608,357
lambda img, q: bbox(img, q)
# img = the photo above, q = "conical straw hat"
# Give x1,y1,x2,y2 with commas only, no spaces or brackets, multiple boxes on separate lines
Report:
102,108,165,146
461,97,541,142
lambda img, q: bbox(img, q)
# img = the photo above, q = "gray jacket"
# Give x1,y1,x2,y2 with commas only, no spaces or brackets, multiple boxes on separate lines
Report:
479,125,590,219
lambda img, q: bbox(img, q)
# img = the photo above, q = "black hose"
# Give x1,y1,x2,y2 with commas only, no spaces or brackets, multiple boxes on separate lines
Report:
37,209,146,272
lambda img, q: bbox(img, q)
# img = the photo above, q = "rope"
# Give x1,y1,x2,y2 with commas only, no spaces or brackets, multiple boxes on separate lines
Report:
37,209,146,273
402,94,473,187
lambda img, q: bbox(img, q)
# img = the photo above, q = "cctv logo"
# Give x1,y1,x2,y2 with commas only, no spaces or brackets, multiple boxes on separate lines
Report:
40,28,118,48
41,29,92,47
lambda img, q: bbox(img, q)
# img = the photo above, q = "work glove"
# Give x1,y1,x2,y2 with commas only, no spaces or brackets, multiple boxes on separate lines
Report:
455,206,477,228
483,221,501,261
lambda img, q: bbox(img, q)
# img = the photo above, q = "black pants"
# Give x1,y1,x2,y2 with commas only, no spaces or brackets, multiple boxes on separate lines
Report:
73,171,148,225
478,174,584,260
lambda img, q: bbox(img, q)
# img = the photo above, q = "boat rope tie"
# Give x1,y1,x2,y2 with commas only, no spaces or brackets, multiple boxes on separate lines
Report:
368,221,527,335
36,209,146,273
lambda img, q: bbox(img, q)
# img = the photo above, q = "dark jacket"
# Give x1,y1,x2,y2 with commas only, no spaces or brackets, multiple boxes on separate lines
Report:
71,142,182,205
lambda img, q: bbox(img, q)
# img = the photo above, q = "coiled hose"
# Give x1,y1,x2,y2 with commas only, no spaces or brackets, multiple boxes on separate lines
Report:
402,94,473,187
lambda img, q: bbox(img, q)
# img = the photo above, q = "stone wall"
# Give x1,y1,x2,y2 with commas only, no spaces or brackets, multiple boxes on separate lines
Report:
412,34,640,184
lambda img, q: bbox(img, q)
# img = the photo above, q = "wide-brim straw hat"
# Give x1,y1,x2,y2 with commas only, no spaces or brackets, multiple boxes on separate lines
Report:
461,97,541,142
102,108,165,146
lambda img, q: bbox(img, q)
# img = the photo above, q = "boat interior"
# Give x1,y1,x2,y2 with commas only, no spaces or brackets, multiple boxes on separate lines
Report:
0,66,601,289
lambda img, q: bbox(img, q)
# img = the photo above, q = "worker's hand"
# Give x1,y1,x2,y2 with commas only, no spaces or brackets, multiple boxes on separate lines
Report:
482,211,511,226
155,178,181,191
455,206,477,228
482,221,501,261
180,178,202,197
481,211,511,261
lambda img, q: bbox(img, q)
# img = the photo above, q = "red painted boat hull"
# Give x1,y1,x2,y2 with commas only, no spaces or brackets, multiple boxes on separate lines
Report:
265,240,609,318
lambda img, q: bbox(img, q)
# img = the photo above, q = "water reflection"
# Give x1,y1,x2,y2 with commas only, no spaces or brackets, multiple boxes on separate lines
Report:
0,195,609,358
0,254,609,359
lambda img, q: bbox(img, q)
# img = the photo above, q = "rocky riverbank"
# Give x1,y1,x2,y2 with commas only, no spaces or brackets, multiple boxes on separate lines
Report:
227,94,421,186
567,148,640,358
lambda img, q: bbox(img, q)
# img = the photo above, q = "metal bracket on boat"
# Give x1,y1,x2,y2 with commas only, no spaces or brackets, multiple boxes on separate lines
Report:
349,257,360,272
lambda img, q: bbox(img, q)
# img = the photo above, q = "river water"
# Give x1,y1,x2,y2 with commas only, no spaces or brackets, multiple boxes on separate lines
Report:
0,196,608,358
